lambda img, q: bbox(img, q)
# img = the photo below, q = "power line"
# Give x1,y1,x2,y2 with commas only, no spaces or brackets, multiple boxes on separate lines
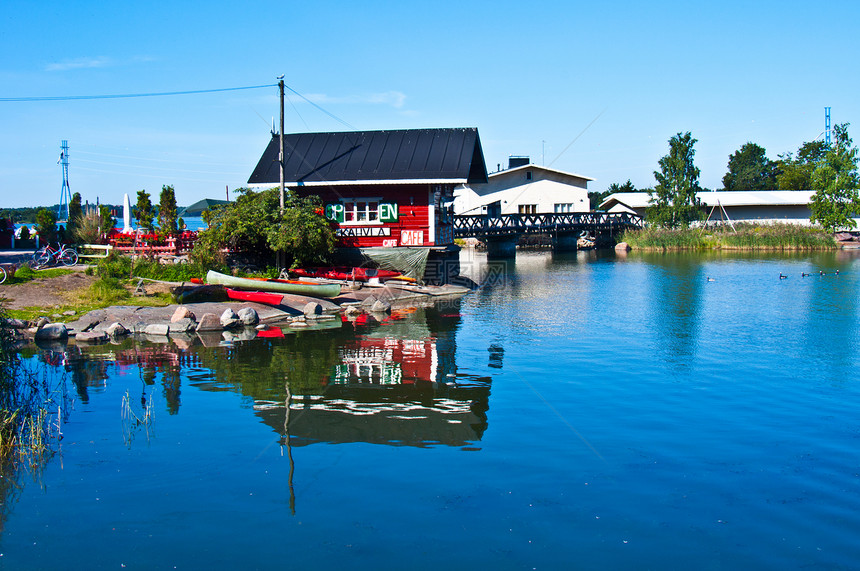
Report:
0,83,277,102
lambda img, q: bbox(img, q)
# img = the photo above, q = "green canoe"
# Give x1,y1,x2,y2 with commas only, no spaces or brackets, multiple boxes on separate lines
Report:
205,270,342,298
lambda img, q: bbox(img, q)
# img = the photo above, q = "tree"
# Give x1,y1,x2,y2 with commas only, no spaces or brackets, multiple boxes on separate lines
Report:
722,143,777,190
776,140,827,190
98,205,116,239
809,123,860,232
158,184,179,236
592,180,635,210
192,188,335,268
648,132,703,228
134,190,155,232
66,192,83,243
34,208,58,246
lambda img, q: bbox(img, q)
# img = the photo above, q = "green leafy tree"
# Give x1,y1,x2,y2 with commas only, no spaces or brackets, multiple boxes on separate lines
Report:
648,132,703,228
66,192,83,243
158,185,179,236
99,205,116,239
592,180,635,210
35,208,58,246
810,123,860,231
134,190,155,232
192,188,334,268
722,143,777,190
776,141,827,190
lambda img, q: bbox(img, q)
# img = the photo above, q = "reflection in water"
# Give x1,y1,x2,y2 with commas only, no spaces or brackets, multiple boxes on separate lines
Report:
642,252,704,367
255,304,491,449
56,301,492,450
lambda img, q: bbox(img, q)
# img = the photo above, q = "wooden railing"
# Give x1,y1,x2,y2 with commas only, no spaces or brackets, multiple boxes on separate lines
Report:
108,231,199,257
453,212,643,238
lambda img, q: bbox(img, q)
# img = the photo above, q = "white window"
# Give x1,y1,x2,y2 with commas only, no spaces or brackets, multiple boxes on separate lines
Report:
343,199,381,224
554,203,574,213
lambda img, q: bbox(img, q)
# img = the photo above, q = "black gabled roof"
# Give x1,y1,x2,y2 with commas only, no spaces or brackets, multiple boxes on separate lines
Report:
247,128,488,185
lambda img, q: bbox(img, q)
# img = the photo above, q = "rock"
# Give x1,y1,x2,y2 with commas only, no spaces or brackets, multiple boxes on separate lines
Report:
168,318,197,334
303,302,322,317
359,296,378,308
34,323,68,340
289,320,309,328
144,323,170,336
76,331,108,344
255,324,269,331
343,305,362,317
35,317,50,328
196,313,223,332
171,306,196,323
615,242,631,252
63,310,77,316
371,299,391,314
6,318,28,329
220,308,241,329
238,307,259,326
105,322,128,337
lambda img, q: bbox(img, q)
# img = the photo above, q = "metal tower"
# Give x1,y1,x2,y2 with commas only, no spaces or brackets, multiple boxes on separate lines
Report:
58,140,72,221
825,107,831,146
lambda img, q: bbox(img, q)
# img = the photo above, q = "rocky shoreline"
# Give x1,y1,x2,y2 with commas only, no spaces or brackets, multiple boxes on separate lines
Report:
4,282,471,348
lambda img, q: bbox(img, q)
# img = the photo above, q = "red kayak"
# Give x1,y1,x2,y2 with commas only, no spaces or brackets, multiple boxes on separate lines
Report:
225,288,285,306
292,266,414,283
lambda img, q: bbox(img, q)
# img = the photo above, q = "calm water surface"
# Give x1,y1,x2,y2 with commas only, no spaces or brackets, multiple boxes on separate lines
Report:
3,249,860,569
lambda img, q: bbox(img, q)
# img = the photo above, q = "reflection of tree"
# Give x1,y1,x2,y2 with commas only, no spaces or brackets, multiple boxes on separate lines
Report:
643,252,704,366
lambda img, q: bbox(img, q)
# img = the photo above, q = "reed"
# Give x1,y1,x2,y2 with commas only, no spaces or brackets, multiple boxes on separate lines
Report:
0,306,63,471
621,223,837,250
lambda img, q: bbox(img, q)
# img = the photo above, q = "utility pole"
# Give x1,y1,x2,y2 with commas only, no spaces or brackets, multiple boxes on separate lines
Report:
279,78,285,211
825,107,832,146
277,77,286,270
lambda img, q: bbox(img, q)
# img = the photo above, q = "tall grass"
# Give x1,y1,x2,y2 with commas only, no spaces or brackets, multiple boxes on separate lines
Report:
0,305,65,526
621,223,837,250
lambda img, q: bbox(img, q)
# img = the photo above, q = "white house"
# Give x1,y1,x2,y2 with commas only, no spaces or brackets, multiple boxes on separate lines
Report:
599,190,824,225
454,158,592,216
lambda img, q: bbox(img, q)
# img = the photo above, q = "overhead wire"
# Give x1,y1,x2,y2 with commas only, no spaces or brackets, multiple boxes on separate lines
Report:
0,84,277,102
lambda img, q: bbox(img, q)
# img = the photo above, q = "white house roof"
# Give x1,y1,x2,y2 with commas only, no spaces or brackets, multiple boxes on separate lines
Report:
490,164,594,182
600,190,815,210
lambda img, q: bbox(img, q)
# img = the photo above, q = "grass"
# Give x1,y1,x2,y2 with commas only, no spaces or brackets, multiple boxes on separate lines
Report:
7,265,75,284
0,306,63,475
620,223,837,251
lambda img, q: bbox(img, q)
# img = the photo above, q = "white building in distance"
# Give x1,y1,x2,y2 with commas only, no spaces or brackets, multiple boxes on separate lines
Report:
454,157,592,216
600,190,824,225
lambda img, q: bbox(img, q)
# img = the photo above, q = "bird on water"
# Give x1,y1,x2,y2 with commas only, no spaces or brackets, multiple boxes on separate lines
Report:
779,273,788,280
706,276,715,282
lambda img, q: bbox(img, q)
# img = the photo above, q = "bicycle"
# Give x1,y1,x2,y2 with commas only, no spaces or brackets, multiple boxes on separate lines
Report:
31,243,79,269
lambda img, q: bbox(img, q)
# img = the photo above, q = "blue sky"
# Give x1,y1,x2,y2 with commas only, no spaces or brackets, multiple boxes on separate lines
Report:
2,0,858,208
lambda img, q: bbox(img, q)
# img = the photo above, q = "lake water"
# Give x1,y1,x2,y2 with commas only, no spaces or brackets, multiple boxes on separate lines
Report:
2,248,860,569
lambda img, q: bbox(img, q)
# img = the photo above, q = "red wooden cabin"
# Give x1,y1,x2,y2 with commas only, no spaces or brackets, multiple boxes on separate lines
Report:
248,128,488,253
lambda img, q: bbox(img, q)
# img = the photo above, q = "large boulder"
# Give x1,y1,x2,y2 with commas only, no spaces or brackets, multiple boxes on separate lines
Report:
168,318,197,334
196,313,222,332
105,322,128,337
76,331,108,344
34,323,68,340
237,307,259,326
144,323,170,336
171,306,196,323
220,308,240,329
303,302,322,317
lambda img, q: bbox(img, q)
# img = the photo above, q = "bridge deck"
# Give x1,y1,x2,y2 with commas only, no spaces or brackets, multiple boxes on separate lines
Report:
453,212,643,239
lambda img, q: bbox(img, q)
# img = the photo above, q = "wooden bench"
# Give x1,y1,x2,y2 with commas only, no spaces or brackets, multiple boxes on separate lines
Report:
78,244,114,259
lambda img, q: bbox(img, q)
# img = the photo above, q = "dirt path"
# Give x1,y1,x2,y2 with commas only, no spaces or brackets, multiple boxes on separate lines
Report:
1,271,97,310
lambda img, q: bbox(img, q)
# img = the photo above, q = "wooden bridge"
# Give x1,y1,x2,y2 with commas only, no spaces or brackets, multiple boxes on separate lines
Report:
453,211,643,255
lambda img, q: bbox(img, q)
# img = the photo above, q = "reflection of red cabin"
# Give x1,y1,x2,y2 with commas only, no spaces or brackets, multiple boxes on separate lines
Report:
247,128,488,250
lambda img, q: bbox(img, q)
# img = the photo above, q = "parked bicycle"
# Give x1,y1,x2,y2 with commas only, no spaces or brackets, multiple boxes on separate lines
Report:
31,243,79,269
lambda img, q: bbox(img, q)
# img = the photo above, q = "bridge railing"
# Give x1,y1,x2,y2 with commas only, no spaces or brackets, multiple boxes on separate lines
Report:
453,211,643,237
